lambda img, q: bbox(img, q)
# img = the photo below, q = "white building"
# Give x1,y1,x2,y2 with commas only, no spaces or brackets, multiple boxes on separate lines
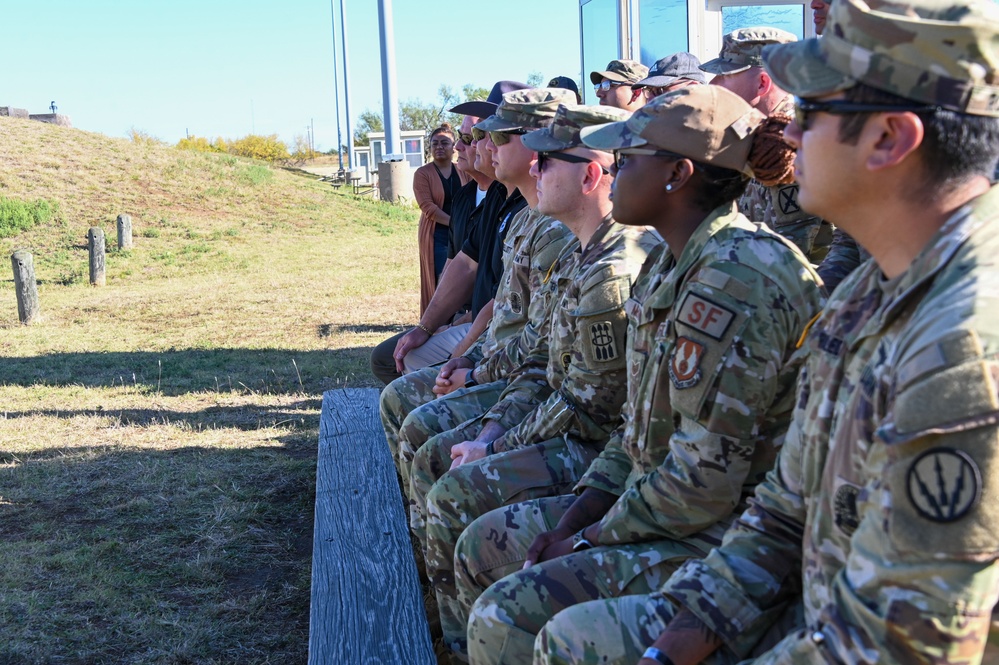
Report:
351,129,425,184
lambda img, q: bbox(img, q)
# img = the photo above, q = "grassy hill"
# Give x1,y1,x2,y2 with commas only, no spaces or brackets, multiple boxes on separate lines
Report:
0,117,419,663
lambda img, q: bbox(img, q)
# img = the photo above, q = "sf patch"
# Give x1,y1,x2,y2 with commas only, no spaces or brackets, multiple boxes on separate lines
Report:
589,321,619,362
906,448,981,523
669,336,704,389
510,290,523,315
677,293,735,340
778,184,801,215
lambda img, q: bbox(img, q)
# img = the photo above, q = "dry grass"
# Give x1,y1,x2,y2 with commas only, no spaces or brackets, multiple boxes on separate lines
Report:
0,116,420,663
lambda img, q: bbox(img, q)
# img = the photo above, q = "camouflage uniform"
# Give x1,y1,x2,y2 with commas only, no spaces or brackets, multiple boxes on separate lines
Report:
465,203,823,665
817,227,870,295
378,88,578,485
700,28,833,264
413,219,658,653
537,1,999,662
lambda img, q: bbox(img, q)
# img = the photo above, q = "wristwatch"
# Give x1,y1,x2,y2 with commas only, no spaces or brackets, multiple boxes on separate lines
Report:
464,367,479,388
642,647,676,665
571,529,594,552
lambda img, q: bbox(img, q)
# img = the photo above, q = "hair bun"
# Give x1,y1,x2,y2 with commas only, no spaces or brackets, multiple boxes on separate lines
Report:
747,113,796,187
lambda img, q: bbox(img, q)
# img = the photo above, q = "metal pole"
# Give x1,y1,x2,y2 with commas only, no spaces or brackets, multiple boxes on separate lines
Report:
330,0,343,170
377,0,401,159
340,0,353,169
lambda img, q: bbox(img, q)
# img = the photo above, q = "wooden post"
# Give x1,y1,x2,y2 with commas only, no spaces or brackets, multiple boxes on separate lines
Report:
116,214,133,250
88,227,106,286
10,250,40,324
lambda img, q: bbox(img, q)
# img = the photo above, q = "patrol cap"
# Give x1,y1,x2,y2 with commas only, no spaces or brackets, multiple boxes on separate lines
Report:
473,88,578,132
633,52,708,88
701,27,798,75
580,85,765,176
548,76,583,103
589,59,650,85
522,104,632,152
763,0,999,117
451,80,530,118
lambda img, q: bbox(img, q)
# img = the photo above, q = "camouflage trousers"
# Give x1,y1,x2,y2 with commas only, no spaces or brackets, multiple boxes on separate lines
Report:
464,495,707,665
536,592,805,665
380,365,505,493
410,437,599,657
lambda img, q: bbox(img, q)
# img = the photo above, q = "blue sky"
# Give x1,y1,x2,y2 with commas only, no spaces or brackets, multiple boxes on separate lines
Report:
3,0,580,151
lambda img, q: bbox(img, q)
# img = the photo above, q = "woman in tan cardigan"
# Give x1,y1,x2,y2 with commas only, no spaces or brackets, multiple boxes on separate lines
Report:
414,123,468,315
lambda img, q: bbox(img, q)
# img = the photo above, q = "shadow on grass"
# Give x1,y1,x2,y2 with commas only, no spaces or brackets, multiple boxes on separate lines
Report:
0,442,315,663
0,346,382,395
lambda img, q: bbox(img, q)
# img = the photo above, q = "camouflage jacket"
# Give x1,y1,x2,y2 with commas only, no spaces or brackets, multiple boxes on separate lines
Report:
665,186,999,663
490,218,659,452
579,203,824,552
739,96,832,264
816,227,872,295
472,208,577,384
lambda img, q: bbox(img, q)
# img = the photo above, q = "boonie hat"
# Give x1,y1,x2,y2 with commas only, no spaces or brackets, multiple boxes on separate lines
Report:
473,88,578,133
589,59,650,85
580,85,764,176
763,0,999,117
451,80,530,118
523,104,632,152
700,27,798,75
633,52,708,88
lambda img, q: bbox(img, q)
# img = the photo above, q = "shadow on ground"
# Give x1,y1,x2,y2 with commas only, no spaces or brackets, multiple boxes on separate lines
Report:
0,346,381,395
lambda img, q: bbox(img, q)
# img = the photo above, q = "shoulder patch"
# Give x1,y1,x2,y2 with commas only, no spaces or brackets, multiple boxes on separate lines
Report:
589,321,619,362
778,184,800,215
906,447,981,523
669,336,705,389
676,292,736,340
510,290,523,314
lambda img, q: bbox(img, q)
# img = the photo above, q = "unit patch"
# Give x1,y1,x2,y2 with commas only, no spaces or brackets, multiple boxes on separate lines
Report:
677,293,735,340
778,184,801,215
906,448,981,523
669,336,705,389
561,352,572,373
589,321,619,362
834,483,861,535
510,291,523,314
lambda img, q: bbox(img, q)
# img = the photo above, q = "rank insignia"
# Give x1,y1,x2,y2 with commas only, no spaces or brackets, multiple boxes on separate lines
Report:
510,291,523,314
906,448,981,523
669,336,704,389
589,321,618,362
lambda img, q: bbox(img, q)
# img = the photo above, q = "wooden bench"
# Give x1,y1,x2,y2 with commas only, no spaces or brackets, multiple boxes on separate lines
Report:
308,388,435,664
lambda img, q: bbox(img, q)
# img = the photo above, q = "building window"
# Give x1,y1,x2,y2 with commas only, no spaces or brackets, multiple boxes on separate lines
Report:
638,0,688,65
372,140,383,166
721,4,804,37
580,0,621,104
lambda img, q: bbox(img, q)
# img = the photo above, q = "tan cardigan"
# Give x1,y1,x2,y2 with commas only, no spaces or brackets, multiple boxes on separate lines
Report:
413,161,468,315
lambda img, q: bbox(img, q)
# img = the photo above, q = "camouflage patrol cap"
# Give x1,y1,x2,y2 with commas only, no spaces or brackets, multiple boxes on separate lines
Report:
474,88,578,132
589,59,650,85
763,0,999,116
701,27,798,75
522,104,632,152
580,85,765,176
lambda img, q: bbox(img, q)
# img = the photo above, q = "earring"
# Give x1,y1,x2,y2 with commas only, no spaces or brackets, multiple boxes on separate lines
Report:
665,184,673,192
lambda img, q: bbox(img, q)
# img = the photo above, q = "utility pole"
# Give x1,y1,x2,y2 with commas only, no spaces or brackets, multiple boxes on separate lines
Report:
330,0,343,170
377,0,401,159
340,0,353,169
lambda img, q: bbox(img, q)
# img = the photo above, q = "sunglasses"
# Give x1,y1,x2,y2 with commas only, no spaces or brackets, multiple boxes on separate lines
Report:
793,96,939,131
538,151,610,175
457,132,474,146
612,148,689,170
488,128,530,146
593,80,627,93
471,127,486,142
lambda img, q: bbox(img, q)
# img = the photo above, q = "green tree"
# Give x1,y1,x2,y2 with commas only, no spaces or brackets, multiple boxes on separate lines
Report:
526,71,544,87
352,82,492,147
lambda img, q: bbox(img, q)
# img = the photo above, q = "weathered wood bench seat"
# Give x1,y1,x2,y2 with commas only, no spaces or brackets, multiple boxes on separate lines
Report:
308,388,434,664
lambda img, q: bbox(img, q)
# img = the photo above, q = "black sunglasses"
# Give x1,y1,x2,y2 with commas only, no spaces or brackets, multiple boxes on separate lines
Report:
457,132,474,146
489,128,530,146
538,151,610,175
793,96,938,131
613,148,689,171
